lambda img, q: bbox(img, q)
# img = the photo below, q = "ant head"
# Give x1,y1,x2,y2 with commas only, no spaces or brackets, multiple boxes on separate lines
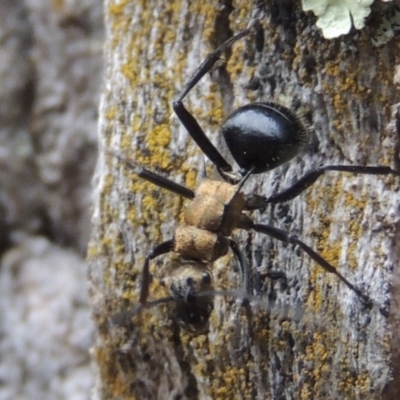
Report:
221,102,310,174
160,263,214,333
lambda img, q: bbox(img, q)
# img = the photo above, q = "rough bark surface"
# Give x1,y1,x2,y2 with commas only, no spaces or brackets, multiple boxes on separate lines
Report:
89,1,400,399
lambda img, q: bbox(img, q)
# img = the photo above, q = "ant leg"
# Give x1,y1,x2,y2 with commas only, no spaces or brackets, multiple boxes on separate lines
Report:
109,150,195,200
251,223,372,305
110,296,175,327
235,166,255,192
172,27,254,180
248,164,399,207
224,166,256,214
229,239,251,297
140,240,174,304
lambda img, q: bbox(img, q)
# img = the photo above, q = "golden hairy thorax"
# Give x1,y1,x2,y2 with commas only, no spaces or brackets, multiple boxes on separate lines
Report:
173,180,248,264
184,179,246,235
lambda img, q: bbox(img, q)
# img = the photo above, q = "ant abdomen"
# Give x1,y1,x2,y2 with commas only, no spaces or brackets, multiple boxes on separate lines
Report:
221,102,309,174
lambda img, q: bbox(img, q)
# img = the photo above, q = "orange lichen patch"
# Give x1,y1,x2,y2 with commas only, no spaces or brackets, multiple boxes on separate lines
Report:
298,330,340,398
317,41,396,140
346,242,359,272
183,169,197,190
225,40,255,105
211,367,251,399
211,255,238,289
341,182,368,270
232,0,252,22
319,240,341,267
146,124,172,165
104,105,119,120
186,3,218,42
322,61,366,100
202,92,225,124
304,170,374,301
150,309,174,337
93,346,138,400
121,289,135,301
252,310,271,337
149,275,169,298
51,0,64,11
86,242,100,259
178,313,255,396
303,178,341,289
108,0,132,42
108,0,130,18
337,369,371,398
304,287,325,315
191,332,209,349
120,165,180,232
120,61,139,86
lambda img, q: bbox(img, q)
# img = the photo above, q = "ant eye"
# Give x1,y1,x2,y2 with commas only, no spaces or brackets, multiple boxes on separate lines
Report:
186,277,194,286
201,272,211,284
160,279,166,287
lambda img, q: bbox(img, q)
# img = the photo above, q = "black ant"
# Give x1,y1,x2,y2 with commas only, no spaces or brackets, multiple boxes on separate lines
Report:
110,21,399,332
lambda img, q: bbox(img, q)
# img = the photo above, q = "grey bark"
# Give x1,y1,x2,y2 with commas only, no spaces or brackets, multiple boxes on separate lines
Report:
90,1,400,399
0,1,103,399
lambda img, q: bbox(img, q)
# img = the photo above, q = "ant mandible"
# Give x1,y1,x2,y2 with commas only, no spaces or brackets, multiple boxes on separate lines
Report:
110,21,399,332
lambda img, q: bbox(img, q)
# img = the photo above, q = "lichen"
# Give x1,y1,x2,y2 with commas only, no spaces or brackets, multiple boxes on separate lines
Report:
302,0,374,39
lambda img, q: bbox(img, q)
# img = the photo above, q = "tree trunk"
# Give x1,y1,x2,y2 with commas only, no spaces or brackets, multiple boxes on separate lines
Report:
89,1,400,399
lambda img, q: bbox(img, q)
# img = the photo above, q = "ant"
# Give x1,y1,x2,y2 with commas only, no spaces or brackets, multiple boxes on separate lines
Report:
110,21,399,332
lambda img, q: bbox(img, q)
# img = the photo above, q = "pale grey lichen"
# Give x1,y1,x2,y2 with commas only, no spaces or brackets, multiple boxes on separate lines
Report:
302,0,374,39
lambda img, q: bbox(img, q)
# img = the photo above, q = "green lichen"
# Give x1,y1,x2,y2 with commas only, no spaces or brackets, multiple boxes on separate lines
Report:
302,0,374,39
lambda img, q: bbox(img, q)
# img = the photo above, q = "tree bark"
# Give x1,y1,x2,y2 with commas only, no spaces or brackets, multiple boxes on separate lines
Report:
89,1,400,399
